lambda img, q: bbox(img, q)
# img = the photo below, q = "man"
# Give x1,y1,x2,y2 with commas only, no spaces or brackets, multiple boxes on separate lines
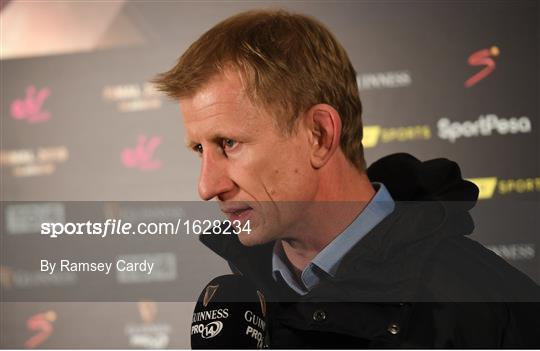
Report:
154,10,540,348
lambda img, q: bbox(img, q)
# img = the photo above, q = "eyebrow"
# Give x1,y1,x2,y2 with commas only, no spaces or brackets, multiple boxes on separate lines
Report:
184,133,232,150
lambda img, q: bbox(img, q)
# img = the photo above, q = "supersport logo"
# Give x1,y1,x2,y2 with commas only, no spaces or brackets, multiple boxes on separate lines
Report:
464,46,500,88
23,310,57,349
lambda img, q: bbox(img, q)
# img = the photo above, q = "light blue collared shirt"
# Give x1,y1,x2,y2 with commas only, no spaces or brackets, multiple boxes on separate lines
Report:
271,182,395,295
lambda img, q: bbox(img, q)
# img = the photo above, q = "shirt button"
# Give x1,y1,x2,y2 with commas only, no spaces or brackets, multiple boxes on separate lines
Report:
312,309,327,322
387,323,400,335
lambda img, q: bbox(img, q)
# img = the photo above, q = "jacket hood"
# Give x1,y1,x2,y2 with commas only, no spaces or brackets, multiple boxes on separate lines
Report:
367,153,478,203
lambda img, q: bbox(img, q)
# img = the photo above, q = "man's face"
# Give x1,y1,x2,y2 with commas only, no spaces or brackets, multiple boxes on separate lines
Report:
180,70,318,246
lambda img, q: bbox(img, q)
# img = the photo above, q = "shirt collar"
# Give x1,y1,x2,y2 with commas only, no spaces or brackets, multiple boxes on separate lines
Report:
311,182,395,277
271,182,395,294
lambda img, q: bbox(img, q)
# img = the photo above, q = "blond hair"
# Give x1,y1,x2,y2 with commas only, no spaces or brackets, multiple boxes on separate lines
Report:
153,9,365,169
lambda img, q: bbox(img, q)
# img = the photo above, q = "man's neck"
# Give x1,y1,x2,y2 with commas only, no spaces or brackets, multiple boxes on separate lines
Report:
280,168,375,275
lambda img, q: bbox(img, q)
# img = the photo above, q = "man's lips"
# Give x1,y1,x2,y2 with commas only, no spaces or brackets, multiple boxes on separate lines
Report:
220,206,253,222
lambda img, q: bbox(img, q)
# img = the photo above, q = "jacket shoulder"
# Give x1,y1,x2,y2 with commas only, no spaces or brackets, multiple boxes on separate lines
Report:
408,237,540,347
420,235,540,301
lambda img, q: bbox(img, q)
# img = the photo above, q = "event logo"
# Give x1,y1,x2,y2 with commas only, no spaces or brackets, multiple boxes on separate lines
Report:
362,124,431,148
362,126,382,148
467,177,498,199
257,290,266,318
203,284,219,307
467,176,540,199
244,310,265,348
465,46,499,88
200,321,223,339
357,70,411,90
486,243,535,261
10,86,51,123
102,83,162,113
192,309,230,324
102,203,186,223
498,177,540,195
121,135,162,171
0,266,14,289
0,146,69,177
0,265,77,290
138,301,158,324
24,310,57,349
126,301,171,348
438,114,531,143
5,203,65,235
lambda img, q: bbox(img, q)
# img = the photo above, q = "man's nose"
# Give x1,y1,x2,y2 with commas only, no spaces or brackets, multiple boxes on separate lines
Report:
198,149,234,201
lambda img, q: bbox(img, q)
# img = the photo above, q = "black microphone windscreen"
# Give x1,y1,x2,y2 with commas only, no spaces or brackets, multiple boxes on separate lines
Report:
191,274,267,349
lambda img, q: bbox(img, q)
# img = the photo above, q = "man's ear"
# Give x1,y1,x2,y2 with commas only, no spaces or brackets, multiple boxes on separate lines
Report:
304,104,342,169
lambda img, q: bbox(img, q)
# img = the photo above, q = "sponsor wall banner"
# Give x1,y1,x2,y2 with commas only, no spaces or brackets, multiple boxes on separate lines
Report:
1,1,537,348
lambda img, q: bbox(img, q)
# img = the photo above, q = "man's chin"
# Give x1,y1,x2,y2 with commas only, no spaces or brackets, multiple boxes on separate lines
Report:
236,230,272,247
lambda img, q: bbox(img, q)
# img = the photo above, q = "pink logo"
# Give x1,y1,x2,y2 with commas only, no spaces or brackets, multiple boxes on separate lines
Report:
10,85,51,123
122,135,162,171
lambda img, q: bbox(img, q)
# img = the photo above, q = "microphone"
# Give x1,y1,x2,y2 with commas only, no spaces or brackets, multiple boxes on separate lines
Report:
191,274,267,349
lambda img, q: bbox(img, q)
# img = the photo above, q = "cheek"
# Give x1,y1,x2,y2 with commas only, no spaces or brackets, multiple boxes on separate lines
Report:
265,168,283,197
226,154,280,200
232,136,314,200
264,154,315,200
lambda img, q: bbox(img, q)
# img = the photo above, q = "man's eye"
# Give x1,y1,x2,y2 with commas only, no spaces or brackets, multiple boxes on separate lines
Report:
193,144,203,154
222,139,237,150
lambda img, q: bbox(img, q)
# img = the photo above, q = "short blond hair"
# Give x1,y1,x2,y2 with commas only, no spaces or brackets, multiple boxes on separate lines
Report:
153,9,365,169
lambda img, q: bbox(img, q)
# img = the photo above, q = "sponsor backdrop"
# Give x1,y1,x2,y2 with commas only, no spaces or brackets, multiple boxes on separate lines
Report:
1,1,538,348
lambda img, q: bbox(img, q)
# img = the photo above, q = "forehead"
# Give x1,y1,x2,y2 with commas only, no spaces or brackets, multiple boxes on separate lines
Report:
181,70,247,121
179,71,278,143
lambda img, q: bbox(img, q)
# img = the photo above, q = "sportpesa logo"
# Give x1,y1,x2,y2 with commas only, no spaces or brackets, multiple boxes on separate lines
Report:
438,114,532,143
362,114,531,148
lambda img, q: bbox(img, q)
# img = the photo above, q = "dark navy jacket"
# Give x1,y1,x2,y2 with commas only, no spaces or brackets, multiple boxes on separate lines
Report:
200,153,540,348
